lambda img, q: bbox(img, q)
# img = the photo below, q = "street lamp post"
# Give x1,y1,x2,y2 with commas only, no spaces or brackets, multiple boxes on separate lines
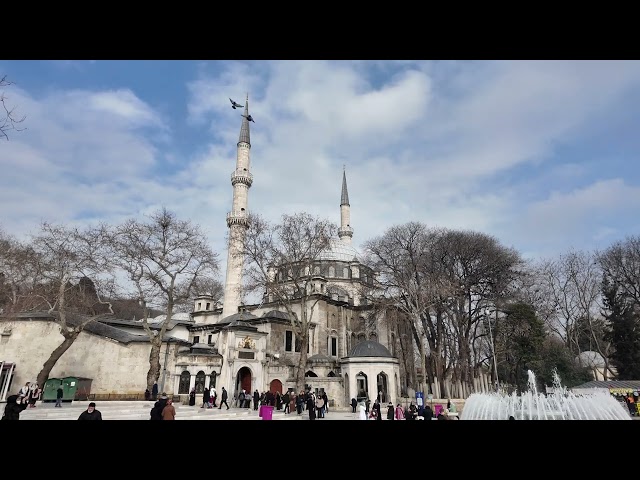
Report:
485,309,500,392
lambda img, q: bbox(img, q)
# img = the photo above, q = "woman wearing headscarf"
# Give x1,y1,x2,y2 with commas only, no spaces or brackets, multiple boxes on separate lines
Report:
189,387,196,406
395,403,405,420
358,402,367,420
28,383,41,408
2,394,28,420
387,402,395,420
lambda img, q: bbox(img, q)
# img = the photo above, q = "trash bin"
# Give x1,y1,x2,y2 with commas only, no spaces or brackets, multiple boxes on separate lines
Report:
42,376,92,402
261,405,274,420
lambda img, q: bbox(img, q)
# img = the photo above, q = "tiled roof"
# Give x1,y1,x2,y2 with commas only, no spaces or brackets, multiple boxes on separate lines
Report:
572,380,640,389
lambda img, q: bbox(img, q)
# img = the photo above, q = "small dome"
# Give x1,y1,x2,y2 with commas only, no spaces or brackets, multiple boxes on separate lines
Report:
220,312,258,323
262,310,293,321
348,340,392,358
576,350,606,368
318,240,361,262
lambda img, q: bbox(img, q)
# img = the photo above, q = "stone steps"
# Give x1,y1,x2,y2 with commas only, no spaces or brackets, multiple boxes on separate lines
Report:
18,402,259,420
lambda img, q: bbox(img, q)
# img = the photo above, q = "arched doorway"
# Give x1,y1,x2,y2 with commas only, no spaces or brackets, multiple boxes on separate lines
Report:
377,372,388,403
269,379,283,395
195,371,206,393
179,371,190,394
356,372,368,402
344,372,350,405
235,367,252,397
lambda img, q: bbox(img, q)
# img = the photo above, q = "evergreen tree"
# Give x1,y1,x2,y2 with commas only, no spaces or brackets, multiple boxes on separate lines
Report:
602,277,640,379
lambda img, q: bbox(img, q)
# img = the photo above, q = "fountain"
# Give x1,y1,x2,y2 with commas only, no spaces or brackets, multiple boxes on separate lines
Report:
460,370,631,420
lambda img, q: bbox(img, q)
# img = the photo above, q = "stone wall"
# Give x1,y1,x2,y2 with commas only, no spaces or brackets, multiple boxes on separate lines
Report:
0,319,170,396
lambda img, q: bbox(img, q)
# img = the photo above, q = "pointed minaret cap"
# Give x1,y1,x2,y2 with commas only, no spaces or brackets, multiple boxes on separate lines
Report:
238,93,250,146
340,167,350,206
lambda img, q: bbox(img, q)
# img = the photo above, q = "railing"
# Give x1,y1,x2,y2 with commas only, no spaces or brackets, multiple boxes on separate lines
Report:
231,171,253,186
87,393,151,401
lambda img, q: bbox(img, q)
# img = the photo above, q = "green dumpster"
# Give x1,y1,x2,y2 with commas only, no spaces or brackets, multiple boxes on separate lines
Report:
42,377,93,402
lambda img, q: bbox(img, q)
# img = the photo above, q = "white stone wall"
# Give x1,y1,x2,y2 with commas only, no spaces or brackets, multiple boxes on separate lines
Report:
0,319,179,396
342,358,401,405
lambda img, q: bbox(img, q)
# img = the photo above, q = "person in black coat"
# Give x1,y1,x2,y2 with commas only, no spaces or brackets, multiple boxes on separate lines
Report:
202,387,210,408
423,404,434,421
218,387,229,409
375,400,382,421
150,394,168,420
306,395,316,420
2,394,28,420
189,387,196,406
152,382,158,401
351,398,357,413
253,390,260,410
78,402,102,420
55,385,64,407
387,402,394,420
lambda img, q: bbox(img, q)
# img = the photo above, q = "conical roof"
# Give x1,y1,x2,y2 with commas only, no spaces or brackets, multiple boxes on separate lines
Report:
238,93,251,145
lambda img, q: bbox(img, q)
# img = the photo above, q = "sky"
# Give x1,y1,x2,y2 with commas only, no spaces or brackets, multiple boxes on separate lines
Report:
2,60,640,282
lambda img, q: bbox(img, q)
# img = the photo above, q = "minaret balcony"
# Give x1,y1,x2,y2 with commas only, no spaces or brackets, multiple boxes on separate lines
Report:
231,171,253,187
226,210,249,227
338,226,354,238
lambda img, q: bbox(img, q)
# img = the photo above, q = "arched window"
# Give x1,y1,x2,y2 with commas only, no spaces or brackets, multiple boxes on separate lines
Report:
313,266,320,275
343,267,350,278
305,370,318,377
391,333,396,356
329,266,335,277
179,371,190,394
209,371,217,388
195,371,206,393
350,332,356,351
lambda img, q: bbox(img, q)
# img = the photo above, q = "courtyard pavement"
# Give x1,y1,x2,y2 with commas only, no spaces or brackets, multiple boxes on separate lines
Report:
17,400,368,420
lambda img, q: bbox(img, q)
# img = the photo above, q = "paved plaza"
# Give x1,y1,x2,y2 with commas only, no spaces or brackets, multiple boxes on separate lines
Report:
16,400,368,420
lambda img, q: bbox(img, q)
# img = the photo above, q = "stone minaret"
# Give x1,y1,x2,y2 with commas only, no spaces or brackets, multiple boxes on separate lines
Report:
222,94,253,319
338,168,353,244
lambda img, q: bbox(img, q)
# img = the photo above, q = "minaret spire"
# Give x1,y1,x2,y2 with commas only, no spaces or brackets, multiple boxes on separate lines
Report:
238,93,251,146
338,168,353,244
222,93,253,319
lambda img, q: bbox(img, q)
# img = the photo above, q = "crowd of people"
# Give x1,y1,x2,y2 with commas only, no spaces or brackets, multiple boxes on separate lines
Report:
353,397,459,420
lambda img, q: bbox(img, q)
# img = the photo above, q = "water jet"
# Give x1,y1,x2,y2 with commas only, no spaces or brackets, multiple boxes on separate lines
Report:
460,370,630,420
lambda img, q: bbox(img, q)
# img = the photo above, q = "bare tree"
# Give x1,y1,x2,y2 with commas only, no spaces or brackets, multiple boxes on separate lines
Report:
241,212,336,392
109,208,220,393
363,223,523,397
0,228,41,314
27,223,115,387
535,250,613,378
173,276,223,313
437,229,523,393
1,75,26,141
363,223,455,396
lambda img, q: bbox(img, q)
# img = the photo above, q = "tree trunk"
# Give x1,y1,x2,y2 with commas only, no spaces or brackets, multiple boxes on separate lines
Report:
147,337,162,392
36,330,80,387
418,339,427,394
296,330,309,392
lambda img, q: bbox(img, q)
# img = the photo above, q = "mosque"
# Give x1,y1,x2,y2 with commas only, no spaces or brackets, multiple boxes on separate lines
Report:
0,96,410,408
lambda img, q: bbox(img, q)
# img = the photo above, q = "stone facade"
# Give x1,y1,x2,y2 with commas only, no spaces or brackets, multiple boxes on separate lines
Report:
0,317,185,396
0,94,412,409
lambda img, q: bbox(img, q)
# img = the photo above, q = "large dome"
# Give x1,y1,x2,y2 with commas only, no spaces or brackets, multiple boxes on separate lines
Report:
348,340,392,358
318,240,360,262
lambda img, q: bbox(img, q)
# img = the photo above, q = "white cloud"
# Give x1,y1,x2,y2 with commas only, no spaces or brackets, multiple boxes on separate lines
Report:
3,60,640,288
